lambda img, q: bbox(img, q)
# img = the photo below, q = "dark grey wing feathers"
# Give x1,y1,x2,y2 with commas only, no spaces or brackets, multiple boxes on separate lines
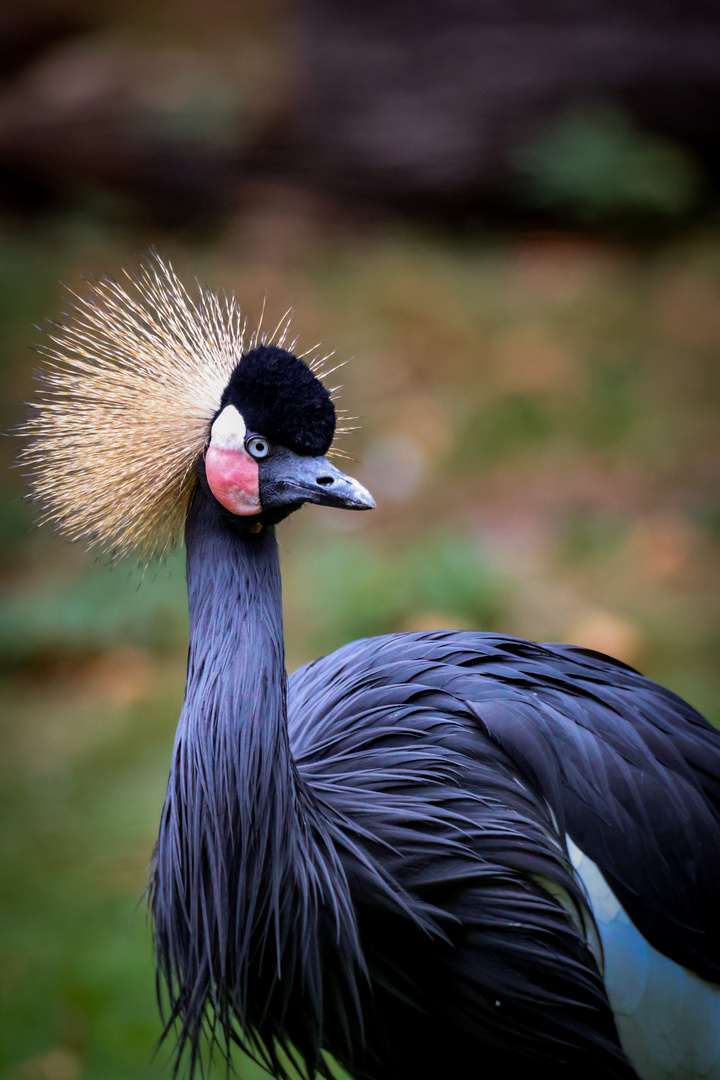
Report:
289,631,720,987
291,642,638,1076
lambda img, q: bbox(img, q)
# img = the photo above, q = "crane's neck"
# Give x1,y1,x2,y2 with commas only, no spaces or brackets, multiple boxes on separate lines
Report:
152,489,360,1073
182,489,292,846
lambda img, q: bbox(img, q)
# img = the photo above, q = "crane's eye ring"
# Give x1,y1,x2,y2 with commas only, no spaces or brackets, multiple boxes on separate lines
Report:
246,436,271,459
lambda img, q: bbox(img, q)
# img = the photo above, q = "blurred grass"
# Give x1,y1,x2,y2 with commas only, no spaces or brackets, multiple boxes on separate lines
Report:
1,205,720,1079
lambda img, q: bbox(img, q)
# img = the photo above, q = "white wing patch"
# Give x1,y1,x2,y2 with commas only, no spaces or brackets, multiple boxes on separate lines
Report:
568,838,720,1080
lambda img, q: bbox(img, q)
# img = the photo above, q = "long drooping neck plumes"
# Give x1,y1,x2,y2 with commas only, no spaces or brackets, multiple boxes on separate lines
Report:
151,491,361,1077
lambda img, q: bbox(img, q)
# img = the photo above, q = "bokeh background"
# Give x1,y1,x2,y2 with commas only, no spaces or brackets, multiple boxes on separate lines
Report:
1,2,720,1078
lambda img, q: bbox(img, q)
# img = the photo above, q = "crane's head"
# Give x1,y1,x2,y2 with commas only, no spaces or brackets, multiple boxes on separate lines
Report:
19,254,373,560
205,343,373,528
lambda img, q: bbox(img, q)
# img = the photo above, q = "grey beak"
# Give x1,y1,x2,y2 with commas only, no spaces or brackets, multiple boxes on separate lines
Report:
260,449,375,511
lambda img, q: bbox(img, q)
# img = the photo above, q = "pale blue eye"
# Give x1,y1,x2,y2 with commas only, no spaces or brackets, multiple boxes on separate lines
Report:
246,436,270,459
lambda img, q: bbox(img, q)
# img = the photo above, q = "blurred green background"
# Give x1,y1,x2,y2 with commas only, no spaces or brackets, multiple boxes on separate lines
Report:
1,2,720,1079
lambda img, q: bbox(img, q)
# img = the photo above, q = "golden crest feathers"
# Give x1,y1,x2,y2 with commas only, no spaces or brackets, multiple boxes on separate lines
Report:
18,254,329,561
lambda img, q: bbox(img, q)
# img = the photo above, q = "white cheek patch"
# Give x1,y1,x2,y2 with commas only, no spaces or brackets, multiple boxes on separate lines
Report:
210,405,246,450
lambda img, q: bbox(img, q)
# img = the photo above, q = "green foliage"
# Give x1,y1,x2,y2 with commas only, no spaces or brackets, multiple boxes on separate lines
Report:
558,509,629,565
0,240,60,349
515,103,703,222
575,359,640,450
296,532,503,654
0,555,188,666
0,483,36,561
455,395,553,465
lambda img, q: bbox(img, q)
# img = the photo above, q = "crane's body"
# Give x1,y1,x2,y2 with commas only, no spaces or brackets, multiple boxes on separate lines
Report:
291,631,720,1080
21,257,720,1080
153,493,720,1080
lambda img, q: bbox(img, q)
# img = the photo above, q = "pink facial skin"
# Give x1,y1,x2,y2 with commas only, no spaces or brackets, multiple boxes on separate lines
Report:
205,444,261,516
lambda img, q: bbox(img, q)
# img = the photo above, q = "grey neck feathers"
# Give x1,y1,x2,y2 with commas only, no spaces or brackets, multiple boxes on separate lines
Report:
150,491,361,1078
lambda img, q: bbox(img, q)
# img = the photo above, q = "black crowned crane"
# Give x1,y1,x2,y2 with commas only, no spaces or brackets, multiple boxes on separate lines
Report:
20,256,720,1080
